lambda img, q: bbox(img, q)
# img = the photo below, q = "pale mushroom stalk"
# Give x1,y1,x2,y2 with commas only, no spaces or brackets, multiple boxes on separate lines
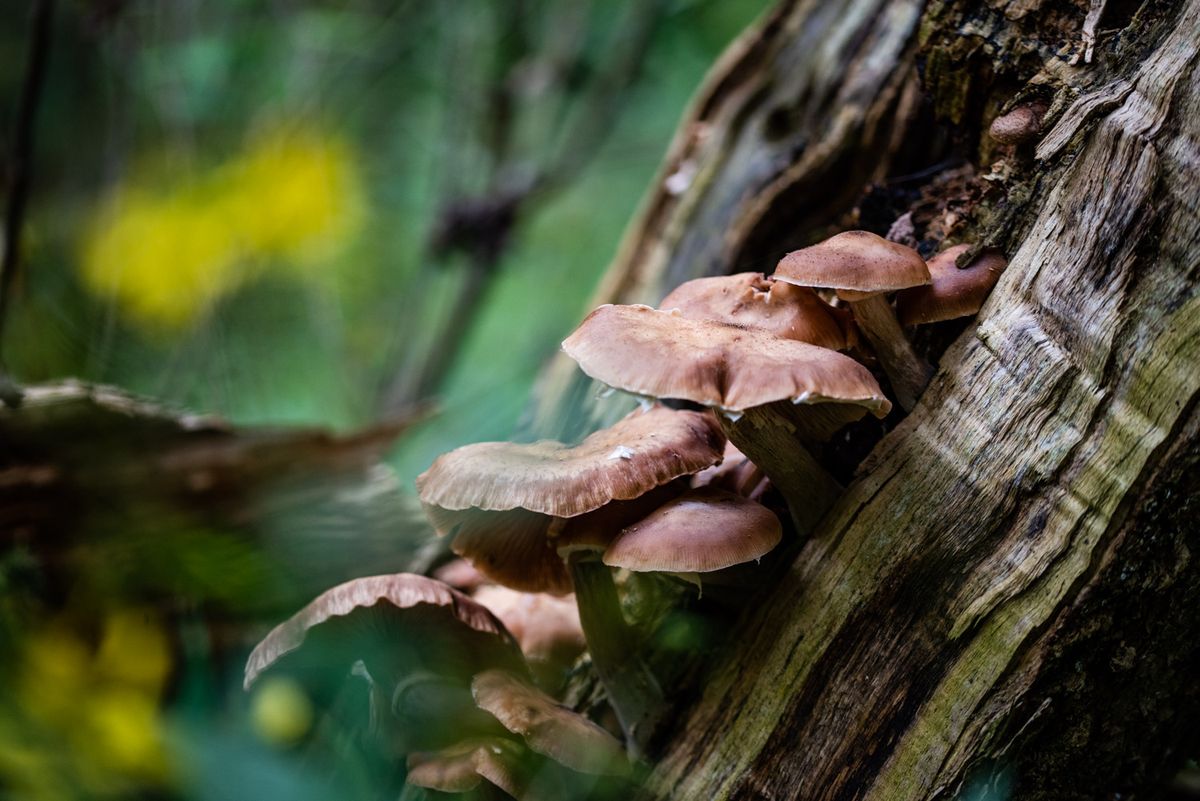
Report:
390,670,504,746
567,551,665,758
844,293,933,412
721,405,841,534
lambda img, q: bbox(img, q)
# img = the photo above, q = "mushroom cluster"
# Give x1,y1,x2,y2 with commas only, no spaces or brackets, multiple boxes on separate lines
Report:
415,230,1004,759
563,232,1006,528
416,402,786,753
244,230,1006,793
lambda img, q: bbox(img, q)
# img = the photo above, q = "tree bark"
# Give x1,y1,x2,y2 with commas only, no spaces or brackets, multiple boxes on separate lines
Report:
526,0,1200,797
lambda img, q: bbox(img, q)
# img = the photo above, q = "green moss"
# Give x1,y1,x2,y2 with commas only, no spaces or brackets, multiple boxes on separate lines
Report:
926,45,975,125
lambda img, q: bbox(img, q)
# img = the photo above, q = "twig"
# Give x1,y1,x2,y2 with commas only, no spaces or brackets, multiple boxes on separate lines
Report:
1071,0,1107,65
0,0,55,407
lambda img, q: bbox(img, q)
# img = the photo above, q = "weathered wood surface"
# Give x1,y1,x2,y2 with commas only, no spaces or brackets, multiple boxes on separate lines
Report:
646,1,1200,798
522,0,1200,797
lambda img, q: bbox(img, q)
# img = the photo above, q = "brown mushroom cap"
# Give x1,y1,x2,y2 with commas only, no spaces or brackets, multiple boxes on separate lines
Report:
472,586,586,667
417,405,724,519
472,669,629,776
443,486,684,595
896,245,1008,326
989,105,1042,145
243,574,523,690
447,509,573,595
406,737,527,796
659,272,850,350
562,304,891,416
407,740,489,793
602,488,782,573
551,483,680,558
773,230,930,299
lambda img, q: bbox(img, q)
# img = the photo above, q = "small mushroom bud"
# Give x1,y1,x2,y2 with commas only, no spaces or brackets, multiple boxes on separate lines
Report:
989,103,1046,146
897,244,1009,326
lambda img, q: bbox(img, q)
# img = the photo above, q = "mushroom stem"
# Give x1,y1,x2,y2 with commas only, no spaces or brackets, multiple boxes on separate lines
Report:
389,670,504,750
722,404,842,536
567,552,664,758
846,293,933,411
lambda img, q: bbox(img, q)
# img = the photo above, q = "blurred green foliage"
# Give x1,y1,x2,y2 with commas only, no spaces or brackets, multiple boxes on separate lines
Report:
1,1,766,799
5,0,766,483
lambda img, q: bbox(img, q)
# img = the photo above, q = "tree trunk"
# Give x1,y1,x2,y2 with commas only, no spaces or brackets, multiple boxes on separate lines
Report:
528,0,1200,798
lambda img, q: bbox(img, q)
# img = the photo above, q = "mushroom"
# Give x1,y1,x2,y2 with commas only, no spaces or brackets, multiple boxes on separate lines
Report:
445,508,574,596
561,304,890,532
433,558,492,593
773,230,933,411
659,271,854,350
243,573,526,752
989,103,1045,146
472,585,586,688
896,244,1009,327
472,669,630,778
690,441,768,500
420,404,724,594
418,405,723,521
603,487,782,591
406,737,535,798
417,406,725,753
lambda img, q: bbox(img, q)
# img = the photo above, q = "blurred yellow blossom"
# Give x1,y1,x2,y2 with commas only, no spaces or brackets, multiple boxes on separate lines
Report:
80,125,364,330
250,676,314,746
22,626,91,705
84,688,168,782
94,608,172,690
224,128,364,262
2,608,173,799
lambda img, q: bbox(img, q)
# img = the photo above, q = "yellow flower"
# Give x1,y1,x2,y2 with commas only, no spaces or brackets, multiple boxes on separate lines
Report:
225,128,364,263
8,609,173,797
94,608,171,691
81,687,169,783
0,737,72,801
20,628,91,724
81,189,240,329
79,124,364,331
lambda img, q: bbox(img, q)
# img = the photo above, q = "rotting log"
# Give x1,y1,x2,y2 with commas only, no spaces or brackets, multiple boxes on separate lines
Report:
525,0,1200,797
0,380,432,618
